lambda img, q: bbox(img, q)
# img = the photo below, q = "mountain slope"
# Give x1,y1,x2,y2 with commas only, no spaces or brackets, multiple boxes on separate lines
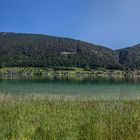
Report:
0,32,121,69
117,44,140,69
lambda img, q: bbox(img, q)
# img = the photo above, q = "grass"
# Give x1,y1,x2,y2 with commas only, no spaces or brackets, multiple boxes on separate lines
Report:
0,95,140,140
0,67,125,79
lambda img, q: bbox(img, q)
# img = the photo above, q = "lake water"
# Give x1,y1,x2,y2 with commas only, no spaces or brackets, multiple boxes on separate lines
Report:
0,78,140,99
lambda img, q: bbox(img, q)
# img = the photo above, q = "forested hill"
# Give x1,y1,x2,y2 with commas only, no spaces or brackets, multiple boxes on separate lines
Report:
1,32,140,70
117,44,140,69
0,32,121,69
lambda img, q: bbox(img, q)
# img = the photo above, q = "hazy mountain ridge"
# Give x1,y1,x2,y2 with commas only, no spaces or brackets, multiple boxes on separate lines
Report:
0,32,139,69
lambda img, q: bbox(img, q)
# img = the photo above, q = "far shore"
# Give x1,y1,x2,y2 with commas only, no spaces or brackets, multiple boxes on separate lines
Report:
0,67,140,79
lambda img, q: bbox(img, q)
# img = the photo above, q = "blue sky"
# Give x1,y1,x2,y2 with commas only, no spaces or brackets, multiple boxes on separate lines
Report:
0,0,140,49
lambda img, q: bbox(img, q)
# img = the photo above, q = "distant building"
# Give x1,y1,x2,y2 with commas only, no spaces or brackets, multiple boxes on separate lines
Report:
61,51,76,55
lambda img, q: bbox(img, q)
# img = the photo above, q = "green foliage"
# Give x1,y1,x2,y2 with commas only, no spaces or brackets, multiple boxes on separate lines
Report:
118,44,140,69
0,32,121,70
53,67,76,71
0,96,140,140
1,32,140,70
96,67,107,72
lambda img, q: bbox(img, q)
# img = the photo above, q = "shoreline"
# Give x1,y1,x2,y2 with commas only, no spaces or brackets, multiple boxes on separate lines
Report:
1,67,140,79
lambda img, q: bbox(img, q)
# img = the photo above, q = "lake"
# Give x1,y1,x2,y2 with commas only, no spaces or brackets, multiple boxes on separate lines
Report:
0,78,140,99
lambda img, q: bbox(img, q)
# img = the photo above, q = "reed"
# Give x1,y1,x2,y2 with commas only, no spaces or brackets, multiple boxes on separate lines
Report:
0,95,140,140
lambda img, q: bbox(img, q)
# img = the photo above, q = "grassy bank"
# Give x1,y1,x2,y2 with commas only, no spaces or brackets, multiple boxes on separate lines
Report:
0,95,140,140
0,67,126,79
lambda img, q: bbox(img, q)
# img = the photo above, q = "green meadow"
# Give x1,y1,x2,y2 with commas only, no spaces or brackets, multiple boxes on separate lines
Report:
0,67,125,79
0,95,140,140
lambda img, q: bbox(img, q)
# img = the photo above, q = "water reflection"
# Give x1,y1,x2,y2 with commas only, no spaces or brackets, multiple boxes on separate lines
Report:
0,77,140,99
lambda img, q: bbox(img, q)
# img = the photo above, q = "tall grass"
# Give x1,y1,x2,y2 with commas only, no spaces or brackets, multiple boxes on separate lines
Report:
0,95,140,140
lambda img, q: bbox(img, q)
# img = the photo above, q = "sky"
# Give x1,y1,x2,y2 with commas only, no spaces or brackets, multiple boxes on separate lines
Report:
0,0,140,49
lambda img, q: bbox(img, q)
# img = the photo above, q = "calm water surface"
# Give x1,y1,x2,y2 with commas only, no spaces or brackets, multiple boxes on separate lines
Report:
0,78,140,99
